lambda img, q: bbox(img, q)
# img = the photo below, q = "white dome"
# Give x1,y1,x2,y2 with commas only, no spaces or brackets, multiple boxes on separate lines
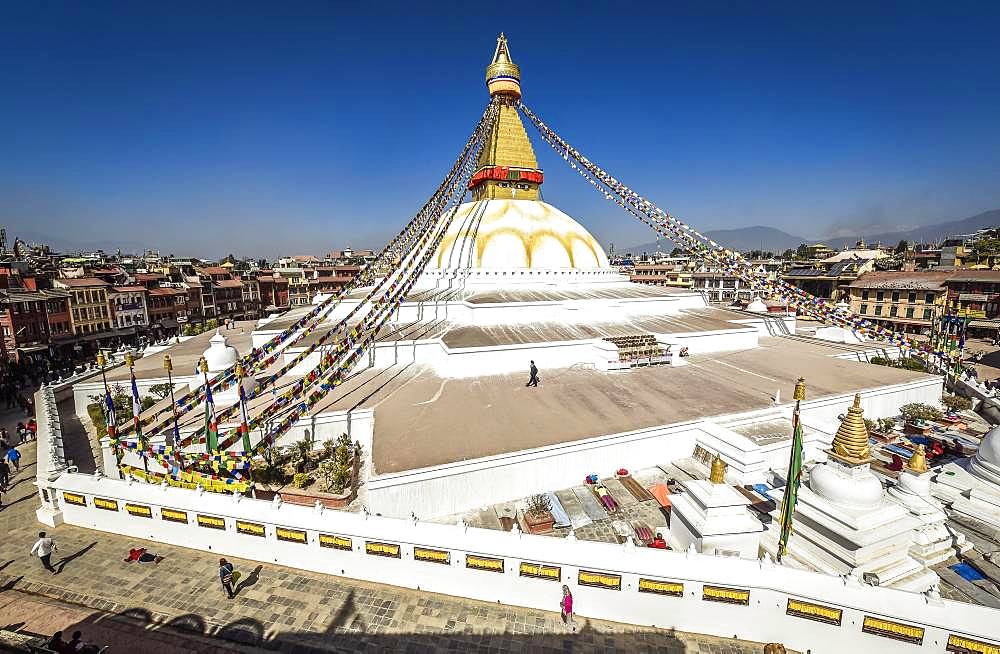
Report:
969,424,1000,485
809,461,883,510
202,329,240,372
976,424,1000,467
747,298,768,313
429,199,609,271
897,469,930,497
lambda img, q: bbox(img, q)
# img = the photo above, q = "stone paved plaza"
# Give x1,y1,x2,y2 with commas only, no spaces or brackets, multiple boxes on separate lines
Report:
0,406,776,653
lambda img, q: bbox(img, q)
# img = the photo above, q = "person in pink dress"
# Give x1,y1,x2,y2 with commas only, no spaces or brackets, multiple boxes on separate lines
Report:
560,585,575,631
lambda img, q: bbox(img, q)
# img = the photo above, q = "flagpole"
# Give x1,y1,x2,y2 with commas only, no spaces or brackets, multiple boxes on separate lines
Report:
235,362,255,494
777,376,806,563
125,352,148,474
97,351,124,479
163,354,181,448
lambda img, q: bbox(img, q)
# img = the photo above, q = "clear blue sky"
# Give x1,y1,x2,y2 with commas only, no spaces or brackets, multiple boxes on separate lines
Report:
2,2,999,258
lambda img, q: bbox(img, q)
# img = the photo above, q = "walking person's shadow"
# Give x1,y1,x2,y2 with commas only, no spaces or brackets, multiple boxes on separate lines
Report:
56,542,97,574
234,565,262,596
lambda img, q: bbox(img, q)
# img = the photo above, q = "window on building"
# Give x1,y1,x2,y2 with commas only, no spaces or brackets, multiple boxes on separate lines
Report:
860,304,869,315
925,293,934,304
861,290,869,300
876,291,884,301
923,308,932,320
875,305,883,316
908,292,916,303
891,291,900,302
906,307,914,318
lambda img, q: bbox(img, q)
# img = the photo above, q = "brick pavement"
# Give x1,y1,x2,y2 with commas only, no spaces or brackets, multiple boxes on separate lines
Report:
0,406,776,653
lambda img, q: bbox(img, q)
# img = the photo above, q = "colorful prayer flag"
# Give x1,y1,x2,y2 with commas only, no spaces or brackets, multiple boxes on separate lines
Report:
777,408,804,560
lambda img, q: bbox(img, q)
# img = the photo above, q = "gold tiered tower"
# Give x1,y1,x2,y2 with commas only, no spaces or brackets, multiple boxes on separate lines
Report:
470,34,544,202
830,394,874,464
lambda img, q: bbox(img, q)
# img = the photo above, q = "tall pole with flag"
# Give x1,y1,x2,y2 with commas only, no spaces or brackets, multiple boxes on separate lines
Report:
126,352,148,473
777,376,806,562
163,354,181,448
235,362,255,492
97,351,123,479
200,357,218,453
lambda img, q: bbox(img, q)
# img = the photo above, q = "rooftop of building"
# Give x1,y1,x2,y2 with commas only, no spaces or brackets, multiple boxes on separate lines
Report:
847,271,954,290
54,277,110,288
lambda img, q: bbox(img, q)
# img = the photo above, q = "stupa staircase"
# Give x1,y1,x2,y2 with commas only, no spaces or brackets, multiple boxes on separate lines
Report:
602,334,671,369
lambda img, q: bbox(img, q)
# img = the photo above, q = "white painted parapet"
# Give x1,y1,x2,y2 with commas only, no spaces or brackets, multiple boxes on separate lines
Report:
36,471,999,654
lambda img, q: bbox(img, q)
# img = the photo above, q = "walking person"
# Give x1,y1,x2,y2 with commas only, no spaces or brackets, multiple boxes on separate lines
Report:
219,558,236,599
526,360,540,387
6,446,20,473
0,459,9,491
30,531,58,574
560,585,575,631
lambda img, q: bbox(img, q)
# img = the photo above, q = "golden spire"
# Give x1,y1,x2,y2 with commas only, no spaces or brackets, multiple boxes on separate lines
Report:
830,394,873,464
907,444,929,474
471,34,543,202
710,454,727,484
485,33,521,98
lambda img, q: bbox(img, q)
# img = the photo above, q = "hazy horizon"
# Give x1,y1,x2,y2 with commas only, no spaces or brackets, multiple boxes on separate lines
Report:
3,3,999,259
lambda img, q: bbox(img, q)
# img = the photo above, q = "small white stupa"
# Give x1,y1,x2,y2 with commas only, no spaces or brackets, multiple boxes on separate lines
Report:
668,454,765,559
932,424,1000,529
191,330,254,406
746,297,768,313
766,394,937,591
887,445,969,566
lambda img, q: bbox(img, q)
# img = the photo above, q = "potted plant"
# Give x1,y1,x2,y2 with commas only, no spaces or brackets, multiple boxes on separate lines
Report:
523,493,555,534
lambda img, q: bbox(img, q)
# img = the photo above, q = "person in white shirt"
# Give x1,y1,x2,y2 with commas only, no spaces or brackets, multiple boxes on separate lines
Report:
30,531,58,574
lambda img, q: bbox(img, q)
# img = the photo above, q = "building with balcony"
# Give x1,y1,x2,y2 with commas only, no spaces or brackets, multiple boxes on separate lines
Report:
108,286,149,332
54,277,114,339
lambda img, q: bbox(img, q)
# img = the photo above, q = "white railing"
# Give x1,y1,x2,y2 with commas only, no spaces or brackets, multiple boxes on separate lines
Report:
36,471,998,654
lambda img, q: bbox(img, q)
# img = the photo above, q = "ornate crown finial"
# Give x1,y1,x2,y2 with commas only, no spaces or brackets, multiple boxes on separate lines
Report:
793,377,806,401
830,393,872,464
710,454,727,484
486,33,521,98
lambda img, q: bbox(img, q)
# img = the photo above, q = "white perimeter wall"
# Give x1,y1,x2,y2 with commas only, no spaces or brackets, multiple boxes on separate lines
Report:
36,472,998,654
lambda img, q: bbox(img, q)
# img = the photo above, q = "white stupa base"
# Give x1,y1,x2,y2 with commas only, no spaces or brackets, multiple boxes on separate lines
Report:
931,460,1000,530
667,479,765,560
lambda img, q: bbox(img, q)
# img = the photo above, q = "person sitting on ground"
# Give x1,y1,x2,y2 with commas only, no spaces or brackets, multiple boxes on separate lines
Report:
66,630,84,652
123,547,162,564
46,630,66,652
649,532,668,549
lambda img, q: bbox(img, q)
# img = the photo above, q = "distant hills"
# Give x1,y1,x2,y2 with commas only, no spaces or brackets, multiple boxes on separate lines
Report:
626,209,1000,254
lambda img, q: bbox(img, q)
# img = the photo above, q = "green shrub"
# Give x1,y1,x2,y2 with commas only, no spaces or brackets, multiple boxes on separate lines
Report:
899,403,944,423
864,418,876,434
941,393,972,413
869,356,890,366
87,402,107,434
526,493,552,517
877,417,896,433
292,472,312,489
897,357,926,372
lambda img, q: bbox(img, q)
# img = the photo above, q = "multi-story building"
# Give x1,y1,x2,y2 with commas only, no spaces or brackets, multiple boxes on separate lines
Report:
0,289,70,361
241,276,261,319
54,277,113,338
108,286,149,332
147,287,186,337
629,264,694,289
309,265,361,296
691,271,755,304
258,273,290,312
275,267,310,306
43,290,73,346
845,271,951,336
214,278,245,321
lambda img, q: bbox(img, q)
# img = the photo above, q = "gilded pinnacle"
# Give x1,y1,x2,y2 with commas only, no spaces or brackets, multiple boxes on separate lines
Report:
830,393,872,464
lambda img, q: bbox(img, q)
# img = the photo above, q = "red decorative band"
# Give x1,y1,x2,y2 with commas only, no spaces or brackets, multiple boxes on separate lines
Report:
468,166,544,189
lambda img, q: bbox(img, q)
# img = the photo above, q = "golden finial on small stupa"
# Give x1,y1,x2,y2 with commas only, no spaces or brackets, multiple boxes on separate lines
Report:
485,33,521,98
793,377,806,401
710,454,727,484
198,356,208,374
907,444,929,474
125,352,134,368
831,393,872,464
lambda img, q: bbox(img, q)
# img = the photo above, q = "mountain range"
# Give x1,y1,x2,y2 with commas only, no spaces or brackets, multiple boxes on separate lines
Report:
626,209,1000,255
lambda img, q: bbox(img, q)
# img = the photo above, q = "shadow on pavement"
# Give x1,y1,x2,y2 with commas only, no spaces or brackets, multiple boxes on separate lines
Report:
52,606,698,654
56,542,97,574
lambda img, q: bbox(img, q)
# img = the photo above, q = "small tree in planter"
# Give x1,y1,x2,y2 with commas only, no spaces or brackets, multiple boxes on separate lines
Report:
877,417,896,434
941,394,972,413
899,403,943,423
524,493,555,534
287,436,314,474
317,459,339,492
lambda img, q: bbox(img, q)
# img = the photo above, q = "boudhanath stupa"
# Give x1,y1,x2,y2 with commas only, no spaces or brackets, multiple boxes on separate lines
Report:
81,34,944,526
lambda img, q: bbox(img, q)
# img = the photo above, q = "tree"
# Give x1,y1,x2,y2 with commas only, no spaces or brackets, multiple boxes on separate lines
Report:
899,403,943,423
795,244,809,259
780,249,795,260
148,383,173,401
941,394,972,413
895,239,909,254
287,436,314,473
670,247,686,257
